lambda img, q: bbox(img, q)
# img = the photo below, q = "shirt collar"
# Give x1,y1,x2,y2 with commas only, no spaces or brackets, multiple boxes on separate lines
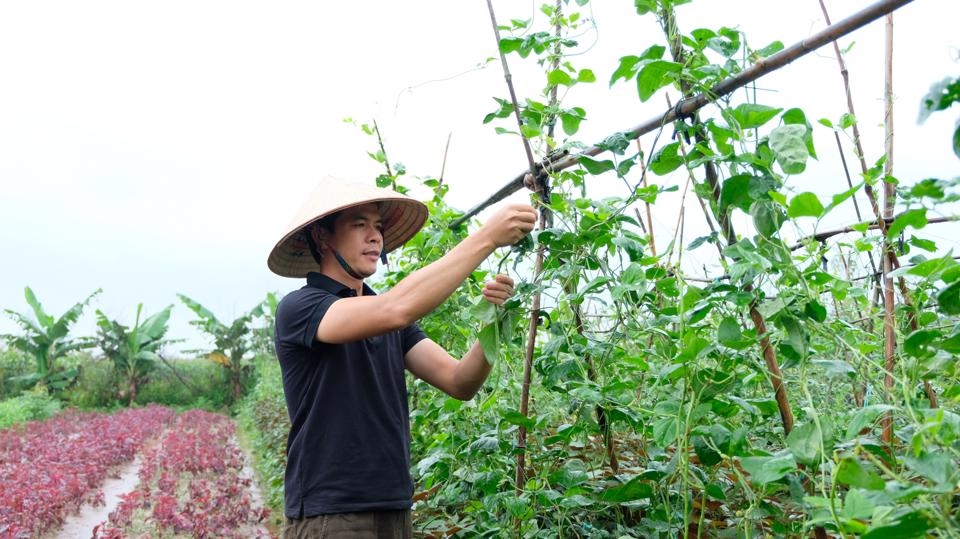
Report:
305,271,377,298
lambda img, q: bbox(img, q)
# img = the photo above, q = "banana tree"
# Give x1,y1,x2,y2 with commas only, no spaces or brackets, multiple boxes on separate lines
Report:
95,304,172,405
2,287,101,390
178,294,264,404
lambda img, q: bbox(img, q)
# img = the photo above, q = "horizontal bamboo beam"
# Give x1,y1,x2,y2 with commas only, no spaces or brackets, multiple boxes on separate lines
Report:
450,0,917,228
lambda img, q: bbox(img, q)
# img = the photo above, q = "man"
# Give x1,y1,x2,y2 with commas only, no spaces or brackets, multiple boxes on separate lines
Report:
267,177,537,538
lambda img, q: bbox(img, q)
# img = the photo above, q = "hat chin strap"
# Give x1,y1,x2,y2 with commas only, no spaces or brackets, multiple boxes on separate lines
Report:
330,248,365,280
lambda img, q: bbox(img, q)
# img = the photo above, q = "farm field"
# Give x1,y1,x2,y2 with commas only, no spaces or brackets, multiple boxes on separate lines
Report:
0,0,958,537
0,406,271,538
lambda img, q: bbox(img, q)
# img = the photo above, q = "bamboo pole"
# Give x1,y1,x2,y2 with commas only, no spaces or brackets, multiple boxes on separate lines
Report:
451,0,917,229
483,0,553,496
881,13,897,445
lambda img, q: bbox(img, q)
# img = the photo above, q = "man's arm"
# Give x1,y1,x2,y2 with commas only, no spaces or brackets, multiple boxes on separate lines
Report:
405,275,514,400
316,204,535,344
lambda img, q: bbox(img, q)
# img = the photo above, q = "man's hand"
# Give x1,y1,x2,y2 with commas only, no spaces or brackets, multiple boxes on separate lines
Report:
482,203,537,248
482,274,515,306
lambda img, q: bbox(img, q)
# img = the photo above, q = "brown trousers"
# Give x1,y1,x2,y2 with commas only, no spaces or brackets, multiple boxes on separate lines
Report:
282,510,412,539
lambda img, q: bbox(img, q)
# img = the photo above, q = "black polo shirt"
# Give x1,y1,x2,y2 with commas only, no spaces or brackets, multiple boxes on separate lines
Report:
274,272,427,517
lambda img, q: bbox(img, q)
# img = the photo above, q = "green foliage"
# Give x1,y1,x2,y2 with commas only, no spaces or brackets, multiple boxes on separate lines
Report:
918,75,960,158
2,287,101,390
59,354,116,409
235,354,287,531
0,346,32,400
178,294,268,406
0,388,62,430
95,304,173,405
397,1,960,536
135,359,230,409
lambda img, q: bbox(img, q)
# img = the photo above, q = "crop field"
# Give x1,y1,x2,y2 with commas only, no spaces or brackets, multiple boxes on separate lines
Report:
0,406,269,538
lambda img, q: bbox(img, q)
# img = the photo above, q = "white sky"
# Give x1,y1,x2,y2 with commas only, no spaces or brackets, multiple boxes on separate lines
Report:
0,0,956,354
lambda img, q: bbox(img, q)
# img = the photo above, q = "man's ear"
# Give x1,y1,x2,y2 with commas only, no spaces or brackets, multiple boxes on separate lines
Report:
310,225,329,252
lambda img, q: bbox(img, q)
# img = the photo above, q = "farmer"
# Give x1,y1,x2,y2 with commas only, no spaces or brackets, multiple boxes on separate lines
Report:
267,176,537,538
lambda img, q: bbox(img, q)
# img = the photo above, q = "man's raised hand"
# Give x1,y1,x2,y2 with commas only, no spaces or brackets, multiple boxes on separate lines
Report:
482,203,537,248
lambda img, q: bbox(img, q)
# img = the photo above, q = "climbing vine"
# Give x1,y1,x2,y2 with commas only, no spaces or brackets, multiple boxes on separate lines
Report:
362,0,959,536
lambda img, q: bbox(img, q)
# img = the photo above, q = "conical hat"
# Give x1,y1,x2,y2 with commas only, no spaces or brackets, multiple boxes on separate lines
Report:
268,176,428,278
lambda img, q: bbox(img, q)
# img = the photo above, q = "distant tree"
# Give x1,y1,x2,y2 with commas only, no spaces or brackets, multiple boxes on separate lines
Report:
2,287,101,391
95,303,172,405
178,294,265,405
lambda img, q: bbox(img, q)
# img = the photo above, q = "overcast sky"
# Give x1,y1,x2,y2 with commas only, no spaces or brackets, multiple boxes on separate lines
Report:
0,0,956,354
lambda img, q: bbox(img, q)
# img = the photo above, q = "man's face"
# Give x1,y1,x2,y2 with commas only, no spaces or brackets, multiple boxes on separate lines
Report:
327,203,384,278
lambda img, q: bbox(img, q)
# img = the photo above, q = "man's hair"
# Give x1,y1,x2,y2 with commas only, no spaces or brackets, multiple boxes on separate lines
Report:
305,213,339,265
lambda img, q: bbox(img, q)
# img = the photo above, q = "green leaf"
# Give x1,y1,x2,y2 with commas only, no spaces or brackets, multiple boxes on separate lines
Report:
787,192,824,219
786,422,822,467
520,123,541,139
547,69,573,87
837,457,885,490
803,300,827,322
740,453,797,485
610,55,641,86
717,317,749,349
577,69,596,83
633,0,657,15
636,60,682,102
823,181,865,215
862,511,933,539
755,40,784,58
810,359,855,379
937,280,960,315
751,199,786,237
560,107,586,136
886,208,927,239
904,329,941,358
845,405,896,439
470,300,497,325
782,108,817,159
649,142,683,175
843,488,875,520
908,236,937,252
499,37,523,55
728,103,783,130
904,452,954,487
908,178,945,199
692,436,723,466
477,322,500,365
719,174,754,214
501,410,535,430
918,76,960,123
601,476,653,503
769,124,809,174
578,156,616,175
839,113,857,129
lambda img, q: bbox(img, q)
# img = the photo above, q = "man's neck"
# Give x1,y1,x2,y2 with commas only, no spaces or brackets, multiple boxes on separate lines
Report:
319,266,365,296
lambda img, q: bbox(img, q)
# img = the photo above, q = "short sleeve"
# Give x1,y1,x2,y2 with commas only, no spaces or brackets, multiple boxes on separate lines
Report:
401,322,427,354
276,288,341,349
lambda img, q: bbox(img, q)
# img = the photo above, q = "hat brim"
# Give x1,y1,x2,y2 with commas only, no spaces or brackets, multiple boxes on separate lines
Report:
267,179,428,278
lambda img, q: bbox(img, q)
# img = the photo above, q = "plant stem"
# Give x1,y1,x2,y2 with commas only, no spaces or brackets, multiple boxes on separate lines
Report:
657,3,794,435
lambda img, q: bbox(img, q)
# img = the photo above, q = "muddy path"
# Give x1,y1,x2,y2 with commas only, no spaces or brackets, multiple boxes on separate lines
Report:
54,457,143,538
48,420,273,539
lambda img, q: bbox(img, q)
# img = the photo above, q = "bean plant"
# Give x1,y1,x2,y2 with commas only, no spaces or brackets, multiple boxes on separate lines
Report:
364,1,960,537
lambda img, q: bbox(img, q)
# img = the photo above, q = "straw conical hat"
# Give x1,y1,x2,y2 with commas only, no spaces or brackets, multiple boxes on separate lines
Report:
268,176,428,278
